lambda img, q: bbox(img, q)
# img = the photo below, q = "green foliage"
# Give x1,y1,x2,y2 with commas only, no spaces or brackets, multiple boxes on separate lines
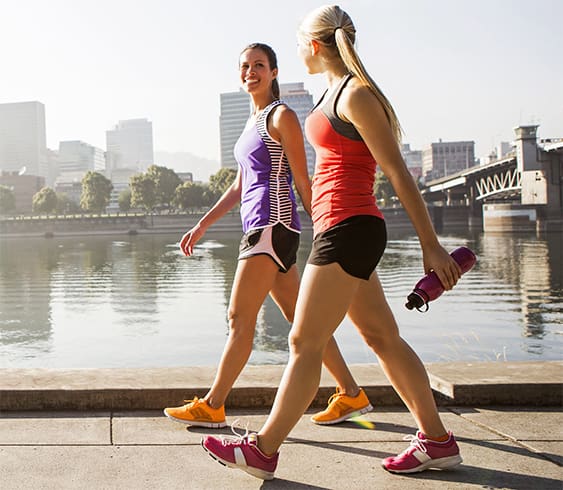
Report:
130,173,156,211
32,187,58,214
146,164,182,208
55,193,81,214
118,188,132,212
80,171,113,213
209,167,237,196
373,171,395,207
174,181,206,210
0,185,16,214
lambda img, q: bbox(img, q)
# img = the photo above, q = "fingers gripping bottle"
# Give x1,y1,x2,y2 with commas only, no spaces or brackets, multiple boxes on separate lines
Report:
405,246,477,312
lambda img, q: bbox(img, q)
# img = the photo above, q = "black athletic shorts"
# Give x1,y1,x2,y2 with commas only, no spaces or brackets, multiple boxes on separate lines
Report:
238,222,300,273
307,215,387,280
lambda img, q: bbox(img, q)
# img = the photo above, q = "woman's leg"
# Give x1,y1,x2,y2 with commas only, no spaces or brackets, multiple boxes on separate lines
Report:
205,255,281,409
269,265,360,395
258,262,362,455
347,271,447,438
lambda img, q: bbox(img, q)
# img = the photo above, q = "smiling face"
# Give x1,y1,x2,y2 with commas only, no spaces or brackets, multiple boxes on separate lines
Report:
239,48,278,96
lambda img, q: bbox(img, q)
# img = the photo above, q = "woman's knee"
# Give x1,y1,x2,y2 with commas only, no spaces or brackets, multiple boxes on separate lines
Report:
227,309,257,340
288,328,325,357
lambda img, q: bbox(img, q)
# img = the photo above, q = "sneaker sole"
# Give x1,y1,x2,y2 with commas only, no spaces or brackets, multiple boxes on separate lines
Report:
383,454,463,474
201,440,275,480
311,403,374,425
163,409,227,428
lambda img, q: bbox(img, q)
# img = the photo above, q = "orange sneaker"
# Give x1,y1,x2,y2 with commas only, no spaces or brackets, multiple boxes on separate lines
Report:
311,388,373,425
163,397,227,428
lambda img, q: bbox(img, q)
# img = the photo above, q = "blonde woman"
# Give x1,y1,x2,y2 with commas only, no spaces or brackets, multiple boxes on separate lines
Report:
201,7,463,480
164,43,371,429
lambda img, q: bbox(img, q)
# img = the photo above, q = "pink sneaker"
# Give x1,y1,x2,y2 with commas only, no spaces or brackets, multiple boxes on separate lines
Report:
201,427,278,480
382,431,462,473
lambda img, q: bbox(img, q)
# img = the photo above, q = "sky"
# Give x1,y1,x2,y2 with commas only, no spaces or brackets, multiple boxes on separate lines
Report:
2,0,562,173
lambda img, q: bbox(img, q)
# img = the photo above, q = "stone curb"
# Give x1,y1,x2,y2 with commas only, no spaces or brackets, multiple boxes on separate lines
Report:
1,361,561,411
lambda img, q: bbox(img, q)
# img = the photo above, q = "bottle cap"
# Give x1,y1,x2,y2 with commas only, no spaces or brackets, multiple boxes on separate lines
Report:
405,290,429,312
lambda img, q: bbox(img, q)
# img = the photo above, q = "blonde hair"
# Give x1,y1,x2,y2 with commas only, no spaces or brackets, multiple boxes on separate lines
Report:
299,5,402,143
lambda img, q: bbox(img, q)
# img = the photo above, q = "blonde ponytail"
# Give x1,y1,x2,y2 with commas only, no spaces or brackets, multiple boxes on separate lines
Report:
299,5,402,144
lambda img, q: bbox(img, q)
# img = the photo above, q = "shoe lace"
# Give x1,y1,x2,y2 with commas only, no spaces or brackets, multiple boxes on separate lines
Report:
402,434,427,456
326,388,344,406
182,397,200,406
219,419,251,447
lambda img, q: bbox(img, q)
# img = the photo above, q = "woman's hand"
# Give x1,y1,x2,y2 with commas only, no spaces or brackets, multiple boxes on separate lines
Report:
179,224,205,256
422,244,462,291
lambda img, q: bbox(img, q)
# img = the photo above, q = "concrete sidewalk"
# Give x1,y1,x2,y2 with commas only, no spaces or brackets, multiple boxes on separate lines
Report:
1,406,561,489
0,361,561,489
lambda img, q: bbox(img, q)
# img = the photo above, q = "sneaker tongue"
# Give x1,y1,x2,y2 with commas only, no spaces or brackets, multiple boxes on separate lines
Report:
416,430,427,440
247,433,258,444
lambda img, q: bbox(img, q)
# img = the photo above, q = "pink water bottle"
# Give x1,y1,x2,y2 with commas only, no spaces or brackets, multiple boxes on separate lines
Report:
405,246,477,312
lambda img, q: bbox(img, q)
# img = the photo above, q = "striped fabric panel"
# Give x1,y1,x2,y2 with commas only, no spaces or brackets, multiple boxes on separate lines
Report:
256,100,294,228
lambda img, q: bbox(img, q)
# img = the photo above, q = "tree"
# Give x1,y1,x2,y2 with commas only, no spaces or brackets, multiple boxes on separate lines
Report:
130,173,156,211
146,165,182,209
209,167,237,196
32,187,58,214
174,181,206,210
81,171,113,213
56,193,81,214
373,171,395,207
118,188,132,212
0,185,16,214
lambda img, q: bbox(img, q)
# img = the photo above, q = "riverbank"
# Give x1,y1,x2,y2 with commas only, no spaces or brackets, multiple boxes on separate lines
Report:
0,205,477,238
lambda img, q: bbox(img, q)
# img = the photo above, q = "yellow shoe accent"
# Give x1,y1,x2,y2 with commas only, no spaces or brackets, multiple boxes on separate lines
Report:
164,397,227,428
311,388,373,425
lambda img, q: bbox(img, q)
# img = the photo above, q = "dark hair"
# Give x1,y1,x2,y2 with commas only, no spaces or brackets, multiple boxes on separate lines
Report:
240,43,280,99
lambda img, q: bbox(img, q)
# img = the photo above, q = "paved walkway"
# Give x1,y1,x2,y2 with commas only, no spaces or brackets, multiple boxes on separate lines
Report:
1,362,561,489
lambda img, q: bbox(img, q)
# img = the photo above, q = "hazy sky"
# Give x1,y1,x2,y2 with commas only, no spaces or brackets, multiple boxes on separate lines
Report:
2,0,562,164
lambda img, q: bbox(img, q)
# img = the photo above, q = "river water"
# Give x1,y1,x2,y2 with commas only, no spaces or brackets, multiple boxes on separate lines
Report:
0,228,561,368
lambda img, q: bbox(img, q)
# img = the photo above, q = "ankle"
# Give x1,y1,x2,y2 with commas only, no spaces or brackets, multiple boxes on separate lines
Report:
339,386,361,398
423,432,450,443
204,396,223,410
255,433,277,458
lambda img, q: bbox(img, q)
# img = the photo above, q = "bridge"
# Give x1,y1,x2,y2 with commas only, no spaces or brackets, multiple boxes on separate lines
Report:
421,126,563,232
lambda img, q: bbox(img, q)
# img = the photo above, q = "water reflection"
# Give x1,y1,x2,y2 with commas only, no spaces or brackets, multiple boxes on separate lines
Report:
0,229,561,368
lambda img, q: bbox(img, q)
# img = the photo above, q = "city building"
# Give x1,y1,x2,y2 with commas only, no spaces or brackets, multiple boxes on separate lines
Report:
219,90,251,168
58,140,105,175
219,82,316,174
53,175,83,208
105,119,154,211
401,143,423,181
0,171,45,214
177,172,193,183
0,101,48,181
422,139,476,180
105,119,154,174
280,83,315,175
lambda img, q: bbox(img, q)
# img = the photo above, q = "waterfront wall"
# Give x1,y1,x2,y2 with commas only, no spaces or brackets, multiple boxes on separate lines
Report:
0,206,478,238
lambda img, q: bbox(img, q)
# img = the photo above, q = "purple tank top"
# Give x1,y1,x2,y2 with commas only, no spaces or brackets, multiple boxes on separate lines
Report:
234,99,301,233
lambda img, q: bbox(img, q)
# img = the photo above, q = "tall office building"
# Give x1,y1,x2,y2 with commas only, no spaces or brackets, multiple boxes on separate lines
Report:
422,140,475,181
58,140,105,174
280,83,315,175
54,141,105,205
105,119,154,174
0,101,47,179
219,82,315,174
219,90,251,168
